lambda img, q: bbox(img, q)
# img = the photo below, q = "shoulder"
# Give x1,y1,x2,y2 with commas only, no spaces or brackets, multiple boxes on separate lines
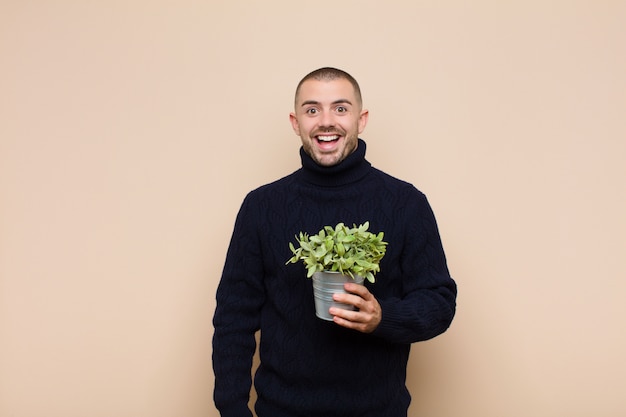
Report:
365,167,438,224
238,169,301,211
248,170,299,196
369,166,426,198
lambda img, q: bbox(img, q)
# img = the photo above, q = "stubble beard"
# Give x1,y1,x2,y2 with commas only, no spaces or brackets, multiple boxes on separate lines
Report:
305,133,358,167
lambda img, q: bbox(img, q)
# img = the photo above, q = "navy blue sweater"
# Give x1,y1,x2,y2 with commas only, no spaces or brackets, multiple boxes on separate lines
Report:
213,140,457,417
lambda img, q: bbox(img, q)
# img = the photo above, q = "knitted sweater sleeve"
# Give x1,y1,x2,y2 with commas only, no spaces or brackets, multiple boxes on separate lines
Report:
372,191,457,344
212,195,264,417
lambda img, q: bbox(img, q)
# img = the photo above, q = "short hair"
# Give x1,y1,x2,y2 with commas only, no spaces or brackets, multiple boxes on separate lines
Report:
294,67,363,108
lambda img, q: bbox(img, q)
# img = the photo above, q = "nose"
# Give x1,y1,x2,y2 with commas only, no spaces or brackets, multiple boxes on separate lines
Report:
319,110,335,128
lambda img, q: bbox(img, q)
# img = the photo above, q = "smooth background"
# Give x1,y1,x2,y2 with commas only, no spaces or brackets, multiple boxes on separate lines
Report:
1,1,624,416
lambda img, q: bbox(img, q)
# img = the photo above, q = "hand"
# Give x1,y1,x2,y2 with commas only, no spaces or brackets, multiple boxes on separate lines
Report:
329,282,381,333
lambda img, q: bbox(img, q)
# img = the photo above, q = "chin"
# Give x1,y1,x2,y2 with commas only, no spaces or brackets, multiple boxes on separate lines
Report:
319,153,347,167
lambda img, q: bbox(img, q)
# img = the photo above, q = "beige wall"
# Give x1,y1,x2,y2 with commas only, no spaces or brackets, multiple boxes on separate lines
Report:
1,1,624,416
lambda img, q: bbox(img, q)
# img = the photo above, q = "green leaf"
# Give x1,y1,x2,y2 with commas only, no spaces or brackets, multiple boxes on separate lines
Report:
309,235,322,244
286,221,388,283
306,264,317,278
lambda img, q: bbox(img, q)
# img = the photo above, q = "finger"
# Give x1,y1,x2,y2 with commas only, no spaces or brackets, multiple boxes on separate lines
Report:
331,309,369,329
343,282,372,299
332,292,363,307
330,298,376,322
332,309,377,333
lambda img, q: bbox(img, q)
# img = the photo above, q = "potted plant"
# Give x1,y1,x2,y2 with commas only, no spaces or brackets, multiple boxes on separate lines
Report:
286,222,388,320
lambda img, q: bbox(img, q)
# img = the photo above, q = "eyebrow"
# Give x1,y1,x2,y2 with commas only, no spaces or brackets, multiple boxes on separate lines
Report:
300,99,353,107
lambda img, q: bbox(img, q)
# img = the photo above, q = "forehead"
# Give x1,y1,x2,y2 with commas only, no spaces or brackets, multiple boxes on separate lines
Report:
295,78,358,106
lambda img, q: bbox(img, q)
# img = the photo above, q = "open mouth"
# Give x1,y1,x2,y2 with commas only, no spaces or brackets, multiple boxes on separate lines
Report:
316,134,340,143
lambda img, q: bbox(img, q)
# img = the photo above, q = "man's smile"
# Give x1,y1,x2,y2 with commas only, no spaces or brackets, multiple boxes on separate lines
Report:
317,134,340,142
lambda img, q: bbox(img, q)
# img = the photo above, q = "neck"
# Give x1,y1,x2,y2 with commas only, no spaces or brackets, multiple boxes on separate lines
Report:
299,139,371,187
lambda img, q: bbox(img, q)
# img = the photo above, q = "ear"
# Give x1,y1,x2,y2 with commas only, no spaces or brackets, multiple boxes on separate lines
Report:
357,109,369,134
289,112,301,136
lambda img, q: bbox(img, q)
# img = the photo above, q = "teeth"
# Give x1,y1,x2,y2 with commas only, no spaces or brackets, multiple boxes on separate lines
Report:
317,135,339,142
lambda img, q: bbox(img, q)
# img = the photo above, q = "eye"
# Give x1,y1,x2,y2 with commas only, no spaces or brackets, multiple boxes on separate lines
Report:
336,106,347,113
305,108,318,115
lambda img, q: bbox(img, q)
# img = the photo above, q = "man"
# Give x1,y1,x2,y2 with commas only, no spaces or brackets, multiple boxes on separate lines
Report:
213,67,457,417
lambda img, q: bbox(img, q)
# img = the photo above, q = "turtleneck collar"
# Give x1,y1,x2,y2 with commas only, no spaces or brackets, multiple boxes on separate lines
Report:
298,139,372,187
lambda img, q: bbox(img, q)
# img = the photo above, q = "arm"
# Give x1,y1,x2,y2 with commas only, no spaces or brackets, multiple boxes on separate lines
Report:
372,192,457,344
212,197,265,417
328,193,456,342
